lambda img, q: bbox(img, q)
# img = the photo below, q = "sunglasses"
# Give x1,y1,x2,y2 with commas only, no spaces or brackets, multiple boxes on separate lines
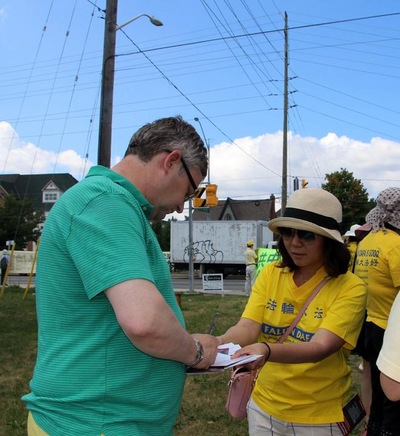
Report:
278,227,319,243
180,157,202,202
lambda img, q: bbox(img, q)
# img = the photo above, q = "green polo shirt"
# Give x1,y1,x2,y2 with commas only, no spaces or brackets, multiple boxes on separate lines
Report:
22,166,186,435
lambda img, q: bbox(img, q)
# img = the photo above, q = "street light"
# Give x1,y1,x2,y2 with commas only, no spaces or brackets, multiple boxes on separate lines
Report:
116,14,163,30
98,0,163,168
194,117,210,184
189,118,210,291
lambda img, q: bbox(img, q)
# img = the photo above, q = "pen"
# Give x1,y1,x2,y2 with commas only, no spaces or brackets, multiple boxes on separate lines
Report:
207,312,220,334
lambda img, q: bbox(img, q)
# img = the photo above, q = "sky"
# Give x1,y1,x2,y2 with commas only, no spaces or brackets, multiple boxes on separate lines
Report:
1,1,400,223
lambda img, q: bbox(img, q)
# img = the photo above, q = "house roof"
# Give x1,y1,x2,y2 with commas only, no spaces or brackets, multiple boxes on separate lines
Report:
0,173,78,210
192,195,276,221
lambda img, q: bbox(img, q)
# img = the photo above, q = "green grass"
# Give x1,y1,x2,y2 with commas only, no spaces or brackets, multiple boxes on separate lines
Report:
0,287,37,436
0,289,364,436
176,294,249,436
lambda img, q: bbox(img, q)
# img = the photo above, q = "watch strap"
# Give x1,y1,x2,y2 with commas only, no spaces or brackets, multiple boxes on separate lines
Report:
188,339,204,367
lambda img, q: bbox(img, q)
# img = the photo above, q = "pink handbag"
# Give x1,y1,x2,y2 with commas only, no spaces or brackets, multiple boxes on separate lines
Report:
225,366,258,419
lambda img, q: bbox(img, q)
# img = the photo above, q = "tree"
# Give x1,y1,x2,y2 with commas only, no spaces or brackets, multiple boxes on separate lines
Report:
322,168,375,233
0,196,44,249
151,219,172,251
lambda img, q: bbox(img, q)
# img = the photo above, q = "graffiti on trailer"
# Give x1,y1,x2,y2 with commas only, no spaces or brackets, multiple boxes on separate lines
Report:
183,239,224,263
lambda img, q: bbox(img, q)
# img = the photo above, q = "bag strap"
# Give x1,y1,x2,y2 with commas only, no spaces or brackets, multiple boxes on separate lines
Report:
277,276,331,344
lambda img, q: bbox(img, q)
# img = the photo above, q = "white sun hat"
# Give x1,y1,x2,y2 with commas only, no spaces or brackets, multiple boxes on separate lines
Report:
268,188,343,243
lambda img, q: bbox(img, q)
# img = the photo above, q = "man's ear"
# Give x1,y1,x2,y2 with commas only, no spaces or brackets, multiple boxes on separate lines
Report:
164,149,181,170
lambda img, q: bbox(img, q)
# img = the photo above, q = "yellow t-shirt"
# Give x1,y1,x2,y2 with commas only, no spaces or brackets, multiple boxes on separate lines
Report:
347,240,358,272
242,262,366,424
354,229,400,329
244,247,257,265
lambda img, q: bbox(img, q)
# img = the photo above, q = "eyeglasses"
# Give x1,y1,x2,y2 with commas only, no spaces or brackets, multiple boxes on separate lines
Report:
278,227,319,243
180,157,201,201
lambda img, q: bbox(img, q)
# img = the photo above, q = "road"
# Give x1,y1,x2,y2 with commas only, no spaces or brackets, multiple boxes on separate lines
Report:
6,275,35,288
171,273,246,296
5,273,247,296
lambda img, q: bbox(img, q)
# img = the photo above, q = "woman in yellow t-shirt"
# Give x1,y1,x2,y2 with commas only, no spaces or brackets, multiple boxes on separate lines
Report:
354,187,400,436
218,188,366,436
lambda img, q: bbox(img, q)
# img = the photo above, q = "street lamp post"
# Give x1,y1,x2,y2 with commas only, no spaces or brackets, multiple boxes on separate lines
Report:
194,117,210,184
188,118,210,291
97,0,163,168
188,199,194,293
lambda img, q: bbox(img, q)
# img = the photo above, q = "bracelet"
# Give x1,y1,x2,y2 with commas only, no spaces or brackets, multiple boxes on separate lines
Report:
187,339,204,367
261,342,271,361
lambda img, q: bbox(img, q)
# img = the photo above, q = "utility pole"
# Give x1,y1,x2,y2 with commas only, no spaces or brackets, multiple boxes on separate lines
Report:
98,0,118,168
97,3,162,168
281,12,289,213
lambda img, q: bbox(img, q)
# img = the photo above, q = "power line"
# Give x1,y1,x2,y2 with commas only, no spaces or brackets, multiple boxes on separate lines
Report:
116,12,400,57
118,27,281,177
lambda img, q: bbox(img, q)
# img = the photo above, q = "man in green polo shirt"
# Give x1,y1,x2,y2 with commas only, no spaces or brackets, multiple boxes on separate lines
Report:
22,116,218,436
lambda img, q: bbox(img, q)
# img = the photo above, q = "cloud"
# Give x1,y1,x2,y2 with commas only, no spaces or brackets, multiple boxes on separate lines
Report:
0,122,93,181
2,121,400,221
210,131,400,202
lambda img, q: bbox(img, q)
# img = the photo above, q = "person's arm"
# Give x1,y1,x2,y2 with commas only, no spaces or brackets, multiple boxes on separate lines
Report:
380,373,400,401
105,279,218,369
231,328,345,364
377,291,400,400
217,317,262,346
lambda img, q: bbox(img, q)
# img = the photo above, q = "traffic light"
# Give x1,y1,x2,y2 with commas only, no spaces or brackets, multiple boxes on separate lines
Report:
192,187,206,207
206,184,218,207
301,179,308,189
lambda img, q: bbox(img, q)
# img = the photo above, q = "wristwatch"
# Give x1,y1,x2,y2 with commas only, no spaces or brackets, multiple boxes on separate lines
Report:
188,339,204,367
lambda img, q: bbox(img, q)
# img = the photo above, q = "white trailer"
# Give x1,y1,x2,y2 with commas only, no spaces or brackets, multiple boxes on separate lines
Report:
170,220,274,276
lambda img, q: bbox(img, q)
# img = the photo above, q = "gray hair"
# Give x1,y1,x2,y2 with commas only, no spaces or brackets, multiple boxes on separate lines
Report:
125,116,208,177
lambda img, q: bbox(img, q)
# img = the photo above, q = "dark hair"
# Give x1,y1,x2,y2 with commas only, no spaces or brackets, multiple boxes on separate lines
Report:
276,236,351,277
124,116,208,176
